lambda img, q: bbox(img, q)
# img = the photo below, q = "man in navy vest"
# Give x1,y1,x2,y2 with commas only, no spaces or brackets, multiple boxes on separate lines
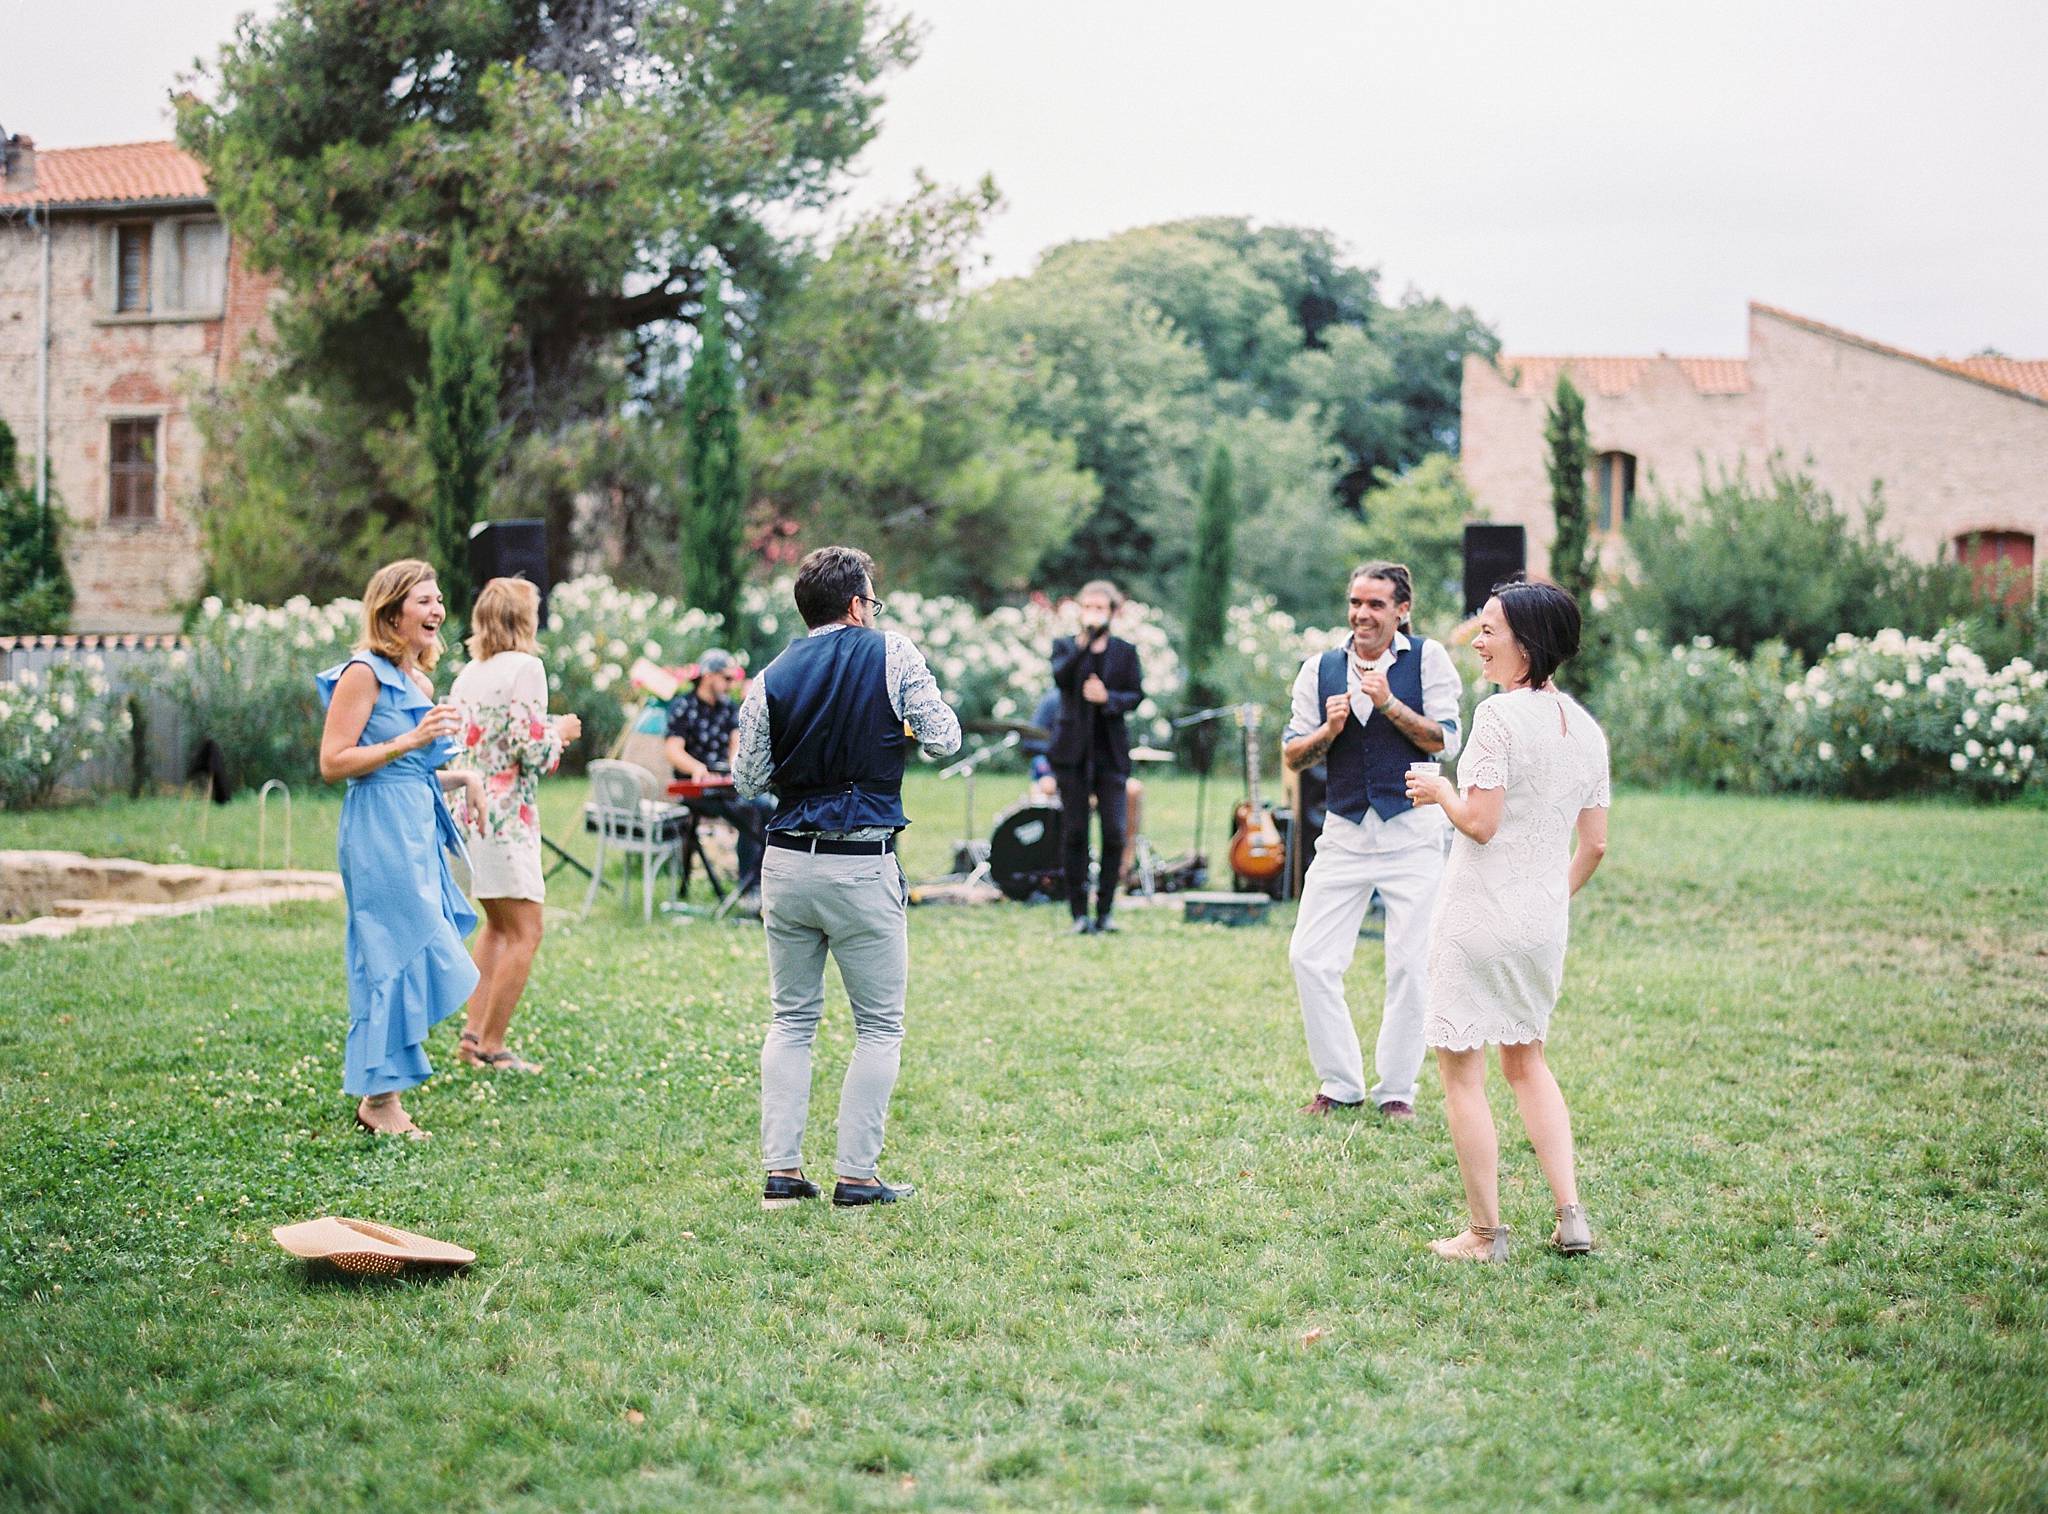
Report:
1282,562,1465,1121
733,546,961,1208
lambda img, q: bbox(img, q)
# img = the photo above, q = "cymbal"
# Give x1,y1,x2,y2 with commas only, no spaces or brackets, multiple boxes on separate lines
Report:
1129,746,1176,764
964,718,1051,742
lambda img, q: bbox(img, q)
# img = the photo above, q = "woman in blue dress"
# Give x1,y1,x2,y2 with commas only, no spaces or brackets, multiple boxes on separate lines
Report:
317,560,485,1140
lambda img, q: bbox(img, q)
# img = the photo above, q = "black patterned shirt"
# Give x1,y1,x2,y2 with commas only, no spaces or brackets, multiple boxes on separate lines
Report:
665,687,741,773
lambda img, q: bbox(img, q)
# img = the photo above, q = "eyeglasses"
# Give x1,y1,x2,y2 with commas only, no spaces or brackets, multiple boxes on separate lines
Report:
857,594,886,618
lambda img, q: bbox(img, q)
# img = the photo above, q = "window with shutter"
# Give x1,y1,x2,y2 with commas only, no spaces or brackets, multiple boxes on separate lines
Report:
116,225,151,314
108,419,159,521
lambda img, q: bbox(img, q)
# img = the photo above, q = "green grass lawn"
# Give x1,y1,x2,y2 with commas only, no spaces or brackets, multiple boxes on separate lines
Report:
2,781,2045,1510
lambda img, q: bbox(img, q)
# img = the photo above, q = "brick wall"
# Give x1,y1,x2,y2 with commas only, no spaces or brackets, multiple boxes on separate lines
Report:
0,209,276,632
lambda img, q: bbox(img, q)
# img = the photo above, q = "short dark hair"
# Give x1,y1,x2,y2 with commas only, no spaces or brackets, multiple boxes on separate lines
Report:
793,545,875,628
1491,577,1581,688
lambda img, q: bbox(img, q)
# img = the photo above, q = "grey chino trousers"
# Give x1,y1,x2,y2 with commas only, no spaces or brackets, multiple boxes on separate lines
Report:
758,844,910,1181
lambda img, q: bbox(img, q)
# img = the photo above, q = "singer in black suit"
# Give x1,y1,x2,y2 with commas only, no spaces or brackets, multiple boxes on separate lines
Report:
1048,579,1144,935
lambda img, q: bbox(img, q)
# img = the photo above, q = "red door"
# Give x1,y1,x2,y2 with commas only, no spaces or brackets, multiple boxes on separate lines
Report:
1955,531,2035,608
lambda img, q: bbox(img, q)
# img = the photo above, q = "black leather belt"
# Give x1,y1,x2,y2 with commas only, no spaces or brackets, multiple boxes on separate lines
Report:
767,832,897,856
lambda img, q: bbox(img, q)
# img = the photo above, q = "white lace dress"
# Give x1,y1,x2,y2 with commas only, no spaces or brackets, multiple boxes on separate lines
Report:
1424,688,1610,1050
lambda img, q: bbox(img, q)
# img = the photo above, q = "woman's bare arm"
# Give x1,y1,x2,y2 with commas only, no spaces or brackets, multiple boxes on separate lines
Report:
1568,805,1609,896
318,664,456,783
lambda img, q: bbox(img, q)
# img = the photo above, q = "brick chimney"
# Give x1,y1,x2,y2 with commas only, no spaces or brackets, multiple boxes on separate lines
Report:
1,131,35,193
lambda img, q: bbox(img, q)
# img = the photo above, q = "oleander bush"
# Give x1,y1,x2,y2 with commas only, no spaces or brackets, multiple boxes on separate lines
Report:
159,595,358,791
0,659,127,808
1596,626,2046,798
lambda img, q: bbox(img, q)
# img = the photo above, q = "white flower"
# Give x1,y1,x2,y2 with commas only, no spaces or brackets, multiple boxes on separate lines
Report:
1860,744,1875,761
1964,739,1983,759
1816,742,1835,761
1951,752,1969,771
32,710,57,733
1962,707,1979,728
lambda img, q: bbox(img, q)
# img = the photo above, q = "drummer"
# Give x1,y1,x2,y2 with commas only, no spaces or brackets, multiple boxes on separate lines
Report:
665,648,774,906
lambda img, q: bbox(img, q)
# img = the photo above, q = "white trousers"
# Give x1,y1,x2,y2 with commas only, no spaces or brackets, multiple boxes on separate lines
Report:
1288,811,1446,1107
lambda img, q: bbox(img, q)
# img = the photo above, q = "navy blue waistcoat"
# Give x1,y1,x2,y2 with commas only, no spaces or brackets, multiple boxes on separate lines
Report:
762,627,908,833
1319,637,1432,823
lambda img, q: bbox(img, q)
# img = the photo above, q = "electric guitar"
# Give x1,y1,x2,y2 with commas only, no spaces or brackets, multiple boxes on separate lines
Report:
1228,703,1286,885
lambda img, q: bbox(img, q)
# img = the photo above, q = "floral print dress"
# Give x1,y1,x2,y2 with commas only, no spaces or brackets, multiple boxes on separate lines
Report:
448,651,567,902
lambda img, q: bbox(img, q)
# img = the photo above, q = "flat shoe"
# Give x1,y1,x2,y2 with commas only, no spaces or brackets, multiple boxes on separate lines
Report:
1428,1223,1507,1262
833,1177,915,1207
1551,1203,1594,1255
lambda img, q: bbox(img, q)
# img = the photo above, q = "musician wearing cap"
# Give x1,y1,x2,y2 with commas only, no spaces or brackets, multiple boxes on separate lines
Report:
1283,561,1465,1122
732,546,961,1209
664,647,772,902
1048,580,1145,935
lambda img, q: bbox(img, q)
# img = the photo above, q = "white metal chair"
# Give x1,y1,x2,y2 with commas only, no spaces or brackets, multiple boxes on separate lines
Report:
581,759,688,921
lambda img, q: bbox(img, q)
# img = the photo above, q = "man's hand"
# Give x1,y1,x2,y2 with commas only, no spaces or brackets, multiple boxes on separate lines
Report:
1083,675,1109,705
1323,692,1350,734
1358,667,1392,712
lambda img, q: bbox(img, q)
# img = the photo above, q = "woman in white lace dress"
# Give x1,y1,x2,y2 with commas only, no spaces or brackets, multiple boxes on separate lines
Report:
1405,581,1610,1262
448,578,580,1073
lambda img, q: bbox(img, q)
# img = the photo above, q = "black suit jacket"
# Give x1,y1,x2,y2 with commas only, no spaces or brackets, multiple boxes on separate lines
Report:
1048,634,1144,774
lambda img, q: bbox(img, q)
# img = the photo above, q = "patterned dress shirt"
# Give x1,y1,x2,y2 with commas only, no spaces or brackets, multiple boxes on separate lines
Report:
732,622,962,837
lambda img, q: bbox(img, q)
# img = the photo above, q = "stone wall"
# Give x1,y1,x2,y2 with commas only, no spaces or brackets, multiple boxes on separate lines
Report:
1458,304,2047,580
0,211,276,632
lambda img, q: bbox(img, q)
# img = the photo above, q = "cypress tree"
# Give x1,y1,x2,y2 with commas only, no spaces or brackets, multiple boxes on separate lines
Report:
0,417,74,635
680,291,746,630
1182,442,1237,774
418,228,500,619
1544,371,1594,605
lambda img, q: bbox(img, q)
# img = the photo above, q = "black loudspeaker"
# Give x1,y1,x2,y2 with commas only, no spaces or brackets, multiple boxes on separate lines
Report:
1286,764,1327,901
1462,523,1527,615
468,520,550,627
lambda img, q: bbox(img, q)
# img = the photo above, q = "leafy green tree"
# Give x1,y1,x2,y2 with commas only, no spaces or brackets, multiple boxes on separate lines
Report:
1617,466,1975,661
178,0,916,591
0,419,74,635
747,181,1096,604
1357,453,1481,629
959,218,1496,604
1545,373,1594,605
680,291,745,627
417,229,501,618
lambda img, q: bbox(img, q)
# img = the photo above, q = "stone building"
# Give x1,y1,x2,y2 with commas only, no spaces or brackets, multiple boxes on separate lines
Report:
0,134,277,631
1459,302,2045,594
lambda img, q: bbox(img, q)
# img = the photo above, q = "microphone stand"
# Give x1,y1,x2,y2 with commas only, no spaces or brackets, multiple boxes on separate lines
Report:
937,731,1018,882
1171,704,1238,867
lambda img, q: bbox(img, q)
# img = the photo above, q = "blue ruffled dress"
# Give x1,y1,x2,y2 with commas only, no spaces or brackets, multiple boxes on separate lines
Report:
316,653,480,1096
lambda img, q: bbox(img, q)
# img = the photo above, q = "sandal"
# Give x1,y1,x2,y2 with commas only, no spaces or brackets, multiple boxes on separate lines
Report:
1428,1222,1509,1263
455,1031,489,1068
478,1048,543,1075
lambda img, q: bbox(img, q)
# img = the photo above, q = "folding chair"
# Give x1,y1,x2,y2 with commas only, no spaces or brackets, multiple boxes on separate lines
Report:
581,760,688,921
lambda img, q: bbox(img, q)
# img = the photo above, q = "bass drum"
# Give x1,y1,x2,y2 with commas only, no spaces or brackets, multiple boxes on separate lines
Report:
988,798,1066,902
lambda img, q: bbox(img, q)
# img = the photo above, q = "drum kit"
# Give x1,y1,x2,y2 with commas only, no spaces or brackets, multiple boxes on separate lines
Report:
925,718,1204,904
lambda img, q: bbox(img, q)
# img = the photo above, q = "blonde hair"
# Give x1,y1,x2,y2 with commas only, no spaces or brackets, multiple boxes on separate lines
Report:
466,577,542,661
357,559,444,672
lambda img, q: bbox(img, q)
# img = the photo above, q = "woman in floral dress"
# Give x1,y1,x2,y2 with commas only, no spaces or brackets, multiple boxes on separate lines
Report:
448,578,581,1073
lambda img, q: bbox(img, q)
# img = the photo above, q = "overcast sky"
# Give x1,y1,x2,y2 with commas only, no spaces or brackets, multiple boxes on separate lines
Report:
7,0,2043,357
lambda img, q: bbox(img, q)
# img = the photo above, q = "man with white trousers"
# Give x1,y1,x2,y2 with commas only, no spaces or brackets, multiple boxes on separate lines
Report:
1283,562,1465,1121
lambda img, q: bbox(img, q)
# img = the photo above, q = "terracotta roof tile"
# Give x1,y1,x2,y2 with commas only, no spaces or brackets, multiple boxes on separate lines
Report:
0,141,209,210
1494,355,1750,398
1944,356,2048,402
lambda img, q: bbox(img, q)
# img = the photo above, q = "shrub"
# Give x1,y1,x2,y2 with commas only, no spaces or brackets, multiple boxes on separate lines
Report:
1616,466,1975,661
162,596,358,788
1593,632,1793,792
0,418,75,635
0,660,126,808
1774,629,2045,797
